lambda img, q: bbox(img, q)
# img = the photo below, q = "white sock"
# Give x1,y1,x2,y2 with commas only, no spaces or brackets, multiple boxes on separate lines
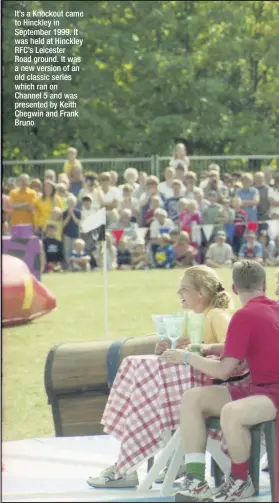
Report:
185,453,206,464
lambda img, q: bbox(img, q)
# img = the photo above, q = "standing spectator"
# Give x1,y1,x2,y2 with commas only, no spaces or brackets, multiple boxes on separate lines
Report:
165,179,183,222
30,178,42,196
43,223,64,272
69,163,83,197
254,171,270,229
63,147,81,177
199,171,209,189
70,238,91,272
184,172,197,200
117,238,132,270
154,234,175,269
56,183,69,210
78,173,104,212
144,195,161,226
268,173,279,219
134,171,148,200
9,173,38,227
263,165,274,187
109,171,120,192
258,230,275,264
170,143,190,172
173,231,197,267
222,173,234,197
139,176,165,225
47,207,63,242
99,172,119,225
118,184,140,222
202,190,223,236
35,181,63,235
231,196,248,255
215,198,235,230
175,163,187,189
158,167,175,199
179,199,201,234
203,171,227,202
62,195,81,268
205,231,234,268
120,167,139,193
239,231,263,262
58,173,70,190
236,173,259,221
44,169,57,183
194,188,210,215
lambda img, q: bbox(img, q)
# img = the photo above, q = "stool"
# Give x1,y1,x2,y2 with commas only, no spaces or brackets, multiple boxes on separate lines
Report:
206,417,276,501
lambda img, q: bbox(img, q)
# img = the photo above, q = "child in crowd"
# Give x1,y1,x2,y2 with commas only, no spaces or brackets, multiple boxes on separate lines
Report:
173,231,197,267
149,208,173,263
158,167,175,199
239,231,263,262
49,207,63,241
44,169,56,183
43,223,64,272
62,195,81,268
58,173,70,190
165,179,183,222
117,237,132,270
118,184,140,222
194,187,210,214
78,173,104,211
63,147,81,177
178,199,201,234
266,235,279,266
205,230,234,268
144,195,161,226
258,230,275,264
215,198,235,229
184,171,197,200
30,178,42,195
231,196,248,254
154,234,175,269
131,241,148,270
56,183,69,210
70,238,91,272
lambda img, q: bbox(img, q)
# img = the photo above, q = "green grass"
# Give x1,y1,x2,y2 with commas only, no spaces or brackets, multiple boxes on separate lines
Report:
3,268,277,441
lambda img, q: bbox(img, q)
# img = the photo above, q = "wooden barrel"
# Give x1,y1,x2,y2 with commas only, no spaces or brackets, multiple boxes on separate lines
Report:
44,335,158,437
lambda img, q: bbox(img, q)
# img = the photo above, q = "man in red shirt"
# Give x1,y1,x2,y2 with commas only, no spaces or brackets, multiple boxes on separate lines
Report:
161,260,279,502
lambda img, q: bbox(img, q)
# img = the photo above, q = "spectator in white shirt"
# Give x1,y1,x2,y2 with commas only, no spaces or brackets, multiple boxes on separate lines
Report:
99,171,119,225
120,167,139,193
205,230,234,268
184,171,197,200
268,173,279,218
149,208,173,263
194,187,210,215
118,184,140,222
169,143,190,172
158,167,175,199
134,171,148,200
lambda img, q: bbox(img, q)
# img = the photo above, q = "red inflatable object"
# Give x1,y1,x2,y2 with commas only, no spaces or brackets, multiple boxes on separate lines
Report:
2,254,56,327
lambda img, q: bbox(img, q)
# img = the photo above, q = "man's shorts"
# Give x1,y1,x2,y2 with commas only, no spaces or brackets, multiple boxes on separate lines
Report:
228,382,279,409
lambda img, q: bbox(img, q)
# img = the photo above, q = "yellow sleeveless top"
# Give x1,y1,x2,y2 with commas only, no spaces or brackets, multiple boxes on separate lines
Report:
181,307,231,344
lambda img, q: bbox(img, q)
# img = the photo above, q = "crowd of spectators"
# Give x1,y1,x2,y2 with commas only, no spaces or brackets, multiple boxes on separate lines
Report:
2,144,279,273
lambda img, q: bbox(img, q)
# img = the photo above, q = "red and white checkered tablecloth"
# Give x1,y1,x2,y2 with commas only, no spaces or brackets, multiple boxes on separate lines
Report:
102,355,249,477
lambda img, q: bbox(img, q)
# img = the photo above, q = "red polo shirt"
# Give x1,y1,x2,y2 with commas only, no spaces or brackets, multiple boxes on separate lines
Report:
222,296,279,385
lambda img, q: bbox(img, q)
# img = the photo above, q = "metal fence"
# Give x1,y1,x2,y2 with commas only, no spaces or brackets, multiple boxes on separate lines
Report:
2,155,278,181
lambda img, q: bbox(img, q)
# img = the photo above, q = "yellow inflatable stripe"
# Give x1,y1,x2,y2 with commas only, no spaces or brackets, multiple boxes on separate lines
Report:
22,276,34,310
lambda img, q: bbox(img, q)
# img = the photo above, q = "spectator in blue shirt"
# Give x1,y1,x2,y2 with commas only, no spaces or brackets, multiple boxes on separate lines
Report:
117,237,132,270
63,194,81,268
155,234,175,269
238,231,263,263
236,173,259,221
165,179,183,222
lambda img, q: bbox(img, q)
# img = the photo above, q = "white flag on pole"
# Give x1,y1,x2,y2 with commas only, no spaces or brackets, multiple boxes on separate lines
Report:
202,224,214,242
80,208,106,236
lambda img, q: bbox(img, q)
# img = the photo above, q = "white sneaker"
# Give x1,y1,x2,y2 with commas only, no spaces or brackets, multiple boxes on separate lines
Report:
87,463,139,489
175,475,214,502
213,475,255,502
155,458,186,483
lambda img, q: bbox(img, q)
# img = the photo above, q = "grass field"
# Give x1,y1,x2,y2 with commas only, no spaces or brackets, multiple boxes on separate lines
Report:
2,267,278,441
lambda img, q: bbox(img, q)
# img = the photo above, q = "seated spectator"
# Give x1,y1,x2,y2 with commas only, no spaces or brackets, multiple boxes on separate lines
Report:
170,142,190,172
78,172,104,212
158,166,175,199
149,208,173,261
139,175,164,209
131,241,148,270
62,195,81,268
203,170,227,202
35,181,63,236
44,169,57,183
258,230,275,263
30,178,42,196
120,167,139,193
175,162,187,188
254,171,270,226
109,208,138,246
154,234,175,269
169,227,181,247
117,237,132,270
239,231,263,262
194,187,210,214
173,231,197,267
134,171,148,201
266,235,279,266
215,198,235,230
70,238,91,272
268,172,279,219
184,171,197,200
165,179,183,222
199,171,209,189
43,223,63,273
231,196,248,255
205,230,234,268
99,171,119,225
263,165,274,187
236,173,259,221
118,184,140,221
63,147,82,177
144,195,161,226
222,173,234,197
109,171,120,192
56,183,69,210
9,173,38,227
202,190,223,236
178,199,201,234
96,233,117,270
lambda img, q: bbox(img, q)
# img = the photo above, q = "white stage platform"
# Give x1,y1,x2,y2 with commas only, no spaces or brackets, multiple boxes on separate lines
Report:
2,436,272,502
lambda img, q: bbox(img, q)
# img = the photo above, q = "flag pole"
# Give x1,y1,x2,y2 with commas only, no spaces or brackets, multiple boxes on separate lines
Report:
103,219,109,338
